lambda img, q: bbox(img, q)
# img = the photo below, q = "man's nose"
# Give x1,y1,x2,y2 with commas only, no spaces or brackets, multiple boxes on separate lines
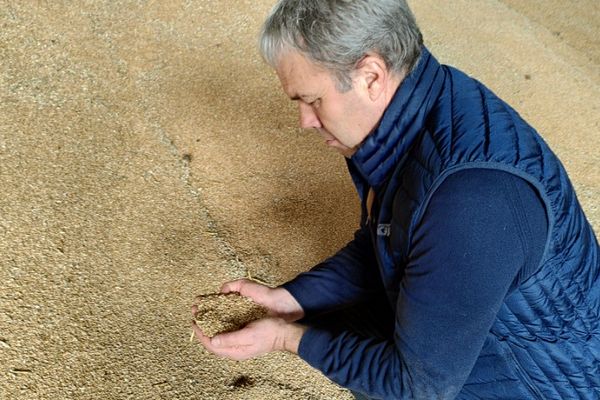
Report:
298,102,322,130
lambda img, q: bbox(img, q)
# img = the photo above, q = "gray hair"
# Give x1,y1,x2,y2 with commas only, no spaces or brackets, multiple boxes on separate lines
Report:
259,0,423,91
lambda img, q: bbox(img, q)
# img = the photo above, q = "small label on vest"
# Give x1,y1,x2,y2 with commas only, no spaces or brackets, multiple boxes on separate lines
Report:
377,224,391,236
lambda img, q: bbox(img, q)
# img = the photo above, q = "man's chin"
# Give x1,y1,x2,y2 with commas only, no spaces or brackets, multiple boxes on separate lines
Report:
323,138,357,157
336,146,357,158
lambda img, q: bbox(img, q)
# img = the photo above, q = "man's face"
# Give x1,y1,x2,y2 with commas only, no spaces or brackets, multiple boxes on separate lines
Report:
275,51,382,158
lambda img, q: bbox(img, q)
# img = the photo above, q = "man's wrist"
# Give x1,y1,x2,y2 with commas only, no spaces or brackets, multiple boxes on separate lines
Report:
282,323,307,354
273,287,305,321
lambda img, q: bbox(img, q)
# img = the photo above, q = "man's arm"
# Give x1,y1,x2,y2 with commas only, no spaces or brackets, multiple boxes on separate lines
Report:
282,224,384,317
297,169,548,399
190,229,383,361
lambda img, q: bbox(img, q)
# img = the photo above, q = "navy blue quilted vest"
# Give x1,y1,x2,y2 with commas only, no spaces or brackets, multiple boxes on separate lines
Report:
349,48,600,399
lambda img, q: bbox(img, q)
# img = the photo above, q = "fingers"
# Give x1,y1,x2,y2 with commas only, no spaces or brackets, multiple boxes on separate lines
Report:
190,319,252,349
220,279,250,294
190,318,289,361
191,304,200,321
191,280,281,361
192,281,250,306
190,321,237,354
191,321,254,361
210,328,252,348
190,321,212,348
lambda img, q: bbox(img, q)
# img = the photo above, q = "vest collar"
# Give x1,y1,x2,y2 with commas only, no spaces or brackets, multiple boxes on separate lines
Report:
350,47,446,190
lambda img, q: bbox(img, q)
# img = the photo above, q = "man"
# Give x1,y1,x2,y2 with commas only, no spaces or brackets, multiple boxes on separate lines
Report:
192,1,600,399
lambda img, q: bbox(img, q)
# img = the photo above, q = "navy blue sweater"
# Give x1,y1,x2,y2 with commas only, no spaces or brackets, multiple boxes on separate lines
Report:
284,168,547,398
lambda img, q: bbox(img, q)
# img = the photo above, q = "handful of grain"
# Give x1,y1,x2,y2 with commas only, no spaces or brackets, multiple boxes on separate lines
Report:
193,293,268,338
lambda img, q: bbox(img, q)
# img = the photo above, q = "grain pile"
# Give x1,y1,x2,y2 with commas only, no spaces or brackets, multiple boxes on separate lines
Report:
0,1,597,399
193,293,268,338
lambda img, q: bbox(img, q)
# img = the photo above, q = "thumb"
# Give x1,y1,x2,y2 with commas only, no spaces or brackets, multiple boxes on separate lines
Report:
210,335,223,347
210,329,249,348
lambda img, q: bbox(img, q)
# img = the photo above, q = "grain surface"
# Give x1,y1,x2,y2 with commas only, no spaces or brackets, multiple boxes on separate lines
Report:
0,1,597,399
194,293,268,338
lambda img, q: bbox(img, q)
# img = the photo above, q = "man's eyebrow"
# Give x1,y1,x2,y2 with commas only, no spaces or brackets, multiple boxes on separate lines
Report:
289,94,314,101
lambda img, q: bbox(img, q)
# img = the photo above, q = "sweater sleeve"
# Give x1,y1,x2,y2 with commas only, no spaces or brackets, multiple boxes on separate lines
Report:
282,224,384,317
297,169,548,399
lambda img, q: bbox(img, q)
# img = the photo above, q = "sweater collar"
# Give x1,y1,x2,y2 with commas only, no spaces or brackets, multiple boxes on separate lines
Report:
350,47,446,189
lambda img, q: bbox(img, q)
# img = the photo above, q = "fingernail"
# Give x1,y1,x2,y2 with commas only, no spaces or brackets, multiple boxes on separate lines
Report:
211,337,221,347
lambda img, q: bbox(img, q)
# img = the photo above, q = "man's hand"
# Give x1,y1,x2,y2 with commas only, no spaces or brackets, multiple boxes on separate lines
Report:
220,279,305,322
191,279,307,361
191,317,307,361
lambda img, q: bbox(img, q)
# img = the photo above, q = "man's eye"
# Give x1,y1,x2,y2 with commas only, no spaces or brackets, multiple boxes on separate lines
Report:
309,99,321,107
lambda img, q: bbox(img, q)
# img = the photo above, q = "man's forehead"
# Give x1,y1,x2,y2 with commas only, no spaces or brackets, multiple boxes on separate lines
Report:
276,52,306,82
276,52,327,99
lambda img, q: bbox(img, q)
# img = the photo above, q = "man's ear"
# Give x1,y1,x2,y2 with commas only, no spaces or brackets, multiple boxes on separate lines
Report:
355,54,389,102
